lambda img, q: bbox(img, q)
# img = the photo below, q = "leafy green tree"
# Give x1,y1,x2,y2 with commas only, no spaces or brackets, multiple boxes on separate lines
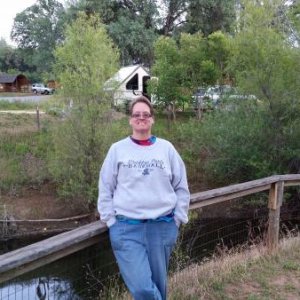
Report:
65,0,119,24
54,13,119,102
178,33,207,89
185,0,236,36
0,39,35,78
108,16,157,65
157,0,188,35
0,39,14,72
151,31,229,120
11,0,66,76
64,0,238,65
150,36,183,123
65,0,158,65
229,1,300,110
207,31,231,82
51,13,120,201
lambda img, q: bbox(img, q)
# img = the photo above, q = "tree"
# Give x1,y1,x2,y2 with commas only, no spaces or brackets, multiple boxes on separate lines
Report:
54,13,119,102
65,0,159,65
11,0,66,76
150,36,183,123
51,13,120,201
151,31,229,121
64,0,238,65
0,39,34,77
157,0,188,35
108,16,157,65
65,0,122,26
185,0,236,36
0,39,14,72
220,0,300,177
206,31,231,83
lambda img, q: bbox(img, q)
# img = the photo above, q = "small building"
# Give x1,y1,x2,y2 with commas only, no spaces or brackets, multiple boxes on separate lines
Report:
0,73,29,92
47,80,60,89
105,65,151,106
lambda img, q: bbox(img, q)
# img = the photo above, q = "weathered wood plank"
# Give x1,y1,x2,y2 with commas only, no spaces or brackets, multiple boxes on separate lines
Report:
0,221,107,274
190,176,277,203
190,184,271,209
283,180,300,187
190,175,300,203
267,182,284,251
0,235,102,284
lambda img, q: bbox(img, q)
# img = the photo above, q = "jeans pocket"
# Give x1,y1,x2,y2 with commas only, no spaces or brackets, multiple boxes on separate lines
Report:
109,221,125,251
164,221,179,247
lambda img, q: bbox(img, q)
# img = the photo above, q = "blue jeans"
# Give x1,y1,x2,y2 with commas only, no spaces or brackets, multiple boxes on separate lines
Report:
109,220,179,300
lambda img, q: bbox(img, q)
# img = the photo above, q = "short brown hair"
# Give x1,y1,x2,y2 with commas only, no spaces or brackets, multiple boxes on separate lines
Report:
129,96,154,116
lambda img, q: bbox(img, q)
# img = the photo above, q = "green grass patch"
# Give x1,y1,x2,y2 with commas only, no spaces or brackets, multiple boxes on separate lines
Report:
0,100,37,110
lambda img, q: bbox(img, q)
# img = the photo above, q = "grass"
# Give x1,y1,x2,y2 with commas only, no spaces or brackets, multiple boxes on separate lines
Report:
168,236,300,299
0,112,57,193
0,99,38,110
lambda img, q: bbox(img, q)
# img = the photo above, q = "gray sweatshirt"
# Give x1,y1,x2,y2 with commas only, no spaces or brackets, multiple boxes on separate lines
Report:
97,137,190,227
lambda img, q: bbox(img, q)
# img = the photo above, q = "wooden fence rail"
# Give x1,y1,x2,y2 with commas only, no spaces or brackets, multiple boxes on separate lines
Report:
0,174,300,284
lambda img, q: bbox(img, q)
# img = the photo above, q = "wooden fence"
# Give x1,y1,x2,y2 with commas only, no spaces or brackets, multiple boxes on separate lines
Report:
0,174,300,284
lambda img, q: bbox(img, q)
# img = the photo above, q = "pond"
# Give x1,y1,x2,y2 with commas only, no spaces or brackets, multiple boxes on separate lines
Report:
0,233,119,300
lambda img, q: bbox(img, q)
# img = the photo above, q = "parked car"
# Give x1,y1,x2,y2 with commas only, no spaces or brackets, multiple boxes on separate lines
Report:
31,83,54,95
192,87,205,108
192,85,257,111
192,87,216,111
205,85,257,103
192,86,226,110
203,85,232,104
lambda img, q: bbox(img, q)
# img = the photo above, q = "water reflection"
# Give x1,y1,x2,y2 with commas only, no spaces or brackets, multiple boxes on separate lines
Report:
1,278,81,300
0,233,118,300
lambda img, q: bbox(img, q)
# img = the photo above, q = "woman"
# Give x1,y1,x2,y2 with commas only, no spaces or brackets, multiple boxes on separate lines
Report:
98,96,190,300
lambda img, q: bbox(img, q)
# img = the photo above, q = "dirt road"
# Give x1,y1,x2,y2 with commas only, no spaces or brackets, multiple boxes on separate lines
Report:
0,110,45,114
0,95,53,103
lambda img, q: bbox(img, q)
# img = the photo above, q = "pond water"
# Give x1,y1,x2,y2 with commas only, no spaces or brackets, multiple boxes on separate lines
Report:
0,233,118,300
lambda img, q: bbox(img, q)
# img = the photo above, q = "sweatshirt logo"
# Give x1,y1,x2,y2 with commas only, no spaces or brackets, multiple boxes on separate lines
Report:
122,159,165,175
142,168,150,175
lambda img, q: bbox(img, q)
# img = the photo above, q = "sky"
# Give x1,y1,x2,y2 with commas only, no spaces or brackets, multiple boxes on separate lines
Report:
0,0,64,46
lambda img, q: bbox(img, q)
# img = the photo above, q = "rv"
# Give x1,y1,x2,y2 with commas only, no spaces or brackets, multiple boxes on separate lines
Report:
105,65,151,107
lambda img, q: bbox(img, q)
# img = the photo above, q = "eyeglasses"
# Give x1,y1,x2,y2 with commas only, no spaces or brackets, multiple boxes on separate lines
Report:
131,112,152,119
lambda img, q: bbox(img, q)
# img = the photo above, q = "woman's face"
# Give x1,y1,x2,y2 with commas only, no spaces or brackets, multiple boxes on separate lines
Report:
129,102,154,136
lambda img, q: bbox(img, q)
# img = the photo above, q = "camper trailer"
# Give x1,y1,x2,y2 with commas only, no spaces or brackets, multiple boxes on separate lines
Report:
105,65,151,106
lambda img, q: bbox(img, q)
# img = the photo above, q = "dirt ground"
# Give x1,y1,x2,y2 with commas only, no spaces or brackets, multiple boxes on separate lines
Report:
2,183,90,219
0,184,97,238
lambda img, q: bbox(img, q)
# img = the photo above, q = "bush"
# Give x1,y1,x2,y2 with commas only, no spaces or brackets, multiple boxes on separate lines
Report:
48,108,129,202
174,100,300,188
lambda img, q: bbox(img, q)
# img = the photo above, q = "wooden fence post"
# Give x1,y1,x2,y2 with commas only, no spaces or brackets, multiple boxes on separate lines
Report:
36,106,40,131
267,181,284,251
